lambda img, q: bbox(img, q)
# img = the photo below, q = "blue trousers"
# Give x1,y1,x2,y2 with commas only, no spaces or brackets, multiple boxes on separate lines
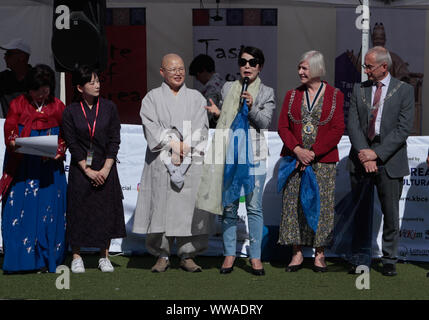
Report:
222,160,266,259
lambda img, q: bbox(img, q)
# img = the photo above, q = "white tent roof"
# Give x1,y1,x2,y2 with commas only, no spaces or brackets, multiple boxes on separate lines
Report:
2,0,429,8
286,0,429,6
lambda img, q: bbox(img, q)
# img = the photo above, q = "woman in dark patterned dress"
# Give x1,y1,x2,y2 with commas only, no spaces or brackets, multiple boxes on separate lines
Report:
62,65,126,273
277,51,344,272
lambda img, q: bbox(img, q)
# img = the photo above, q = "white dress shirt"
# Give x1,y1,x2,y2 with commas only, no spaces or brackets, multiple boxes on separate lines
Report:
371,72,391,136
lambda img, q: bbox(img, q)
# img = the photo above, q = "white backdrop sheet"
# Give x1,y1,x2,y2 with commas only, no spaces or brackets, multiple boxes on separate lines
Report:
1,120,429,261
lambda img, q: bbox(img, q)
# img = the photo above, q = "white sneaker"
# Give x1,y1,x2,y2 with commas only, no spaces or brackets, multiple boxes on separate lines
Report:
98,258,114,272
71,257,85,273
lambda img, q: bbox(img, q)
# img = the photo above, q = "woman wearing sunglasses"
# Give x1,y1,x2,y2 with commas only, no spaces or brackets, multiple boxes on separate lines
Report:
277,50,344,272
200,46,275,276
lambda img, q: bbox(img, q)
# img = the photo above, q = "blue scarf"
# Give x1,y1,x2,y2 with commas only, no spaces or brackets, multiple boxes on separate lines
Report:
277,156,320,232
222,100,255,207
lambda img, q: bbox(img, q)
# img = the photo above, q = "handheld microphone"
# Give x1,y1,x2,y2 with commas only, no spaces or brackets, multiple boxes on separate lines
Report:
239,77,250,107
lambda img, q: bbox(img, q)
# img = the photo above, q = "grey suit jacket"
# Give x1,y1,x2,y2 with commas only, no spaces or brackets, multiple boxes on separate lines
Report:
221,81,276,161
347,76,414,178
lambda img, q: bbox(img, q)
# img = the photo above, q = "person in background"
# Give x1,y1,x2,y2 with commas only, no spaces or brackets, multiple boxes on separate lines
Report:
62,65,126,273
189,54,224,128
277,50,344,273
0,38,32,118
0,64,67,273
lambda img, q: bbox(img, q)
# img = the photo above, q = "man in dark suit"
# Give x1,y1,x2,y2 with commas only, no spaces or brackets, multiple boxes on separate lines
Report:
347,46,414,276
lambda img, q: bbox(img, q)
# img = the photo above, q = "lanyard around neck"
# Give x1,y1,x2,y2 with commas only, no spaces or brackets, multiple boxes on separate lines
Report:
80,99,100,141
34,100,45,112
305,82,324,113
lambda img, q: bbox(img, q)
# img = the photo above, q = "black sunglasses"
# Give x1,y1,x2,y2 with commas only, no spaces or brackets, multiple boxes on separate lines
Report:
238,58,259,67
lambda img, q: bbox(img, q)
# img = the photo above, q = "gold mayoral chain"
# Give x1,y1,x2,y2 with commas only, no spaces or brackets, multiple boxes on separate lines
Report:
287,86,339,134
302,83,323,134
303,121,314,135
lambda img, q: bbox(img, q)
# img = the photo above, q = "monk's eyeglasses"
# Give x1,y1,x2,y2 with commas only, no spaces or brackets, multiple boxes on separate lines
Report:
163,67,185,75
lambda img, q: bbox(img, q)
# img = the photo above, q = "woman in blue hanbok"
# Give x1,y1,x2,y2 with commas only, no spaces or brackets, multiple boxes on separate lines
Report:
0,64,67,273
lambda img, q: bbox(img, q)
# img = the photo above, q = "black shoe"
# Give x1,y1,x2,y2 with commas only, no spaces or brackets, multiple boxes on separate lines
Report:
382,263,397,276
251,268,265,276
220,266,234,274
312,265,327,273
349,265,371,274
286,263,303,272
348,265,358,274
37,267,49,274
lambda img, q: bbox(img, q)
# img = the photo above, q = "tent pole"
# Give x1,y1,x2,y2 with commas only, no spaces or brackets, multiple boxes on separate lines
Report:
362,0,370,82
60,72,66,104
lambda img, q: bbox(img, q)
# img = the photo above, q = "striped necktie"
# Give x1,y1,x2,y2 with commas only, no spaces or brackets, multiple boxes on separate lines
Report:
368,81,384,141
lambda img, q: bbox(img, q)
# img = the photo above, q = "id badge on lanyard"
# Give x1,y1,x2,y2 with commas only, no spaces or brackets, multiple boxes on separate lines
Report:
86,142,94,167
80,100,99,168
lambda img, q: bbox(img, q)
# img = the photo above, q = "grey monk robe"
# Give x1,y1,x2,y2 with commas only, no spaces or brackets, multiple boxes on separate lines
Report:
132,82,211,237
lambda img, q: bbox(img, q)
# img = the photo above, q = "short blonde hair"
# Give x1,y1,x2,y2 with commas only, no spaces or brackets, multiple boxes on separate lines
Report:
299,50,326,78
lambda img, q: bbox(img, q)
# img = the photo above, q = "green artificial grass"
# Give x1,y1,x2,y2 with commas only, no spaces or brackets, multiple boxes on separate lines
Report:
0,254,429,300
